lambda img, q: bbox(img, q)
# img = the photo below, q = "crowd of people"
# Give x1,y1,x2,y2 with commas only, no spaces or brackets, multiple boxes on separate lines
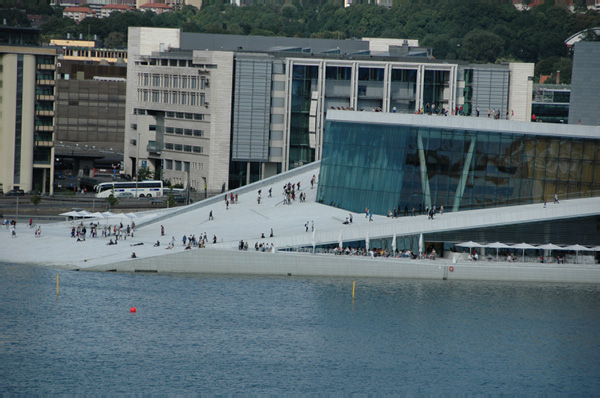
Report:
330,103,516,120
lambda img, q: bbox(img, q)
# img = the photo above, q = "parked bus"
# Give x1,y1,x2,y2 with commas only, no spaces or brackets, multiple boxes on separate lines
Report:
94,180,163,198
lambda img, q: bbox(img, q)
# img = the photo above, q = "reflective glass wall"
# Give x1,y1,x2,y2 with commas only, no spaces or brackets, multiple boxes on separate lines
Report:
290,64,318,169
317,119,600,215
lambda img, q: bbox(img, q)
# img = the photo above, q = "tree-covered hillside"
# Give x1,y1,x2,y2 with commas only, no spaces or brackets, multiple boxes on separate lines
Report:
5,0,600,83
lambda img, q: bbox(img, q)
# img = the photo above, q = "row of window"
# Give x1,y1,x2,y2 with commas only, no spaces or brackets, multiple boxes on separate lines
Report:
165,127,204,137
163,159,204,172
138,73,209,90
137,89,206,106
164,143,204,153
133,109,205,121
137,57,217,69
64,49,127,60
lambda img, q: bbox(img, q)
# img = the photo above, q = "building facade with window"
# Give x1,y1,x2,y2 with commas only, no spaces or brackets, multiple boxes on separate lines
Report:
568,41,600,127
531,84,571,124
124,27,533,194
0,26,57,194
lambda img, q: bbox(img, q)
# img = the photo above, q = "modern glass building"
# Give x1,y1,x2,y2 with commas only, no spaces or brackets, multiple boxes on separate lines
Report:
126,28,533,194
531,84,570,124
317,111,600,216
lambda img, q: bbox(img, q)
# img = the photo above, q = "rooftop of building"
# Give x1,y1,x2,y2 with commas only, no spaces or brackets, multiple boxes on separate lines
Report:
326,111,600,140
1,161,598,274
64,6,96,13
102,4,135,9
139,3,173,8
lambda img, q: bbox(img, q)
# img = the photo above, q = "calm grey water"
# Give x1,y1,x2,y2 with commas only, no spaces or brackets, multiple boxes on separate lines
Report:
1,262,599,394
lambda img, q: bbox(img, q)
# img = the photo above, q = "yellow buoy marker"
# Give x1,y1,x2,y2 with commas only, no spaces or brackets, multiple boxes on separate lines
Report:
352,280,356,301
56,274,59,296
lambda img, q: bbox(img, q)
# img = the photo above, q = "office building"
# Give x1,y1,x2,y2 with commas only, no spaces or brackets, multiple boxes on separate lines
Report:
318,111,600,217
568,41,600,127
531,84,570,124
316,111,600,244
0,26,57,194
124,27,533,195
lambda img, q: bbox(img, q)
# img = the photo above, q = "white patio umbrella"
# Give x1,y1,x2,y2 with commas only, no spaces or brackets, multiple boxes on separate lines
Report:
564,244,589,264
338,230,343,249
418,233,424,255
77,210,93,218
591,246,600,263
456,241,484,254
537,243,564,258
59,210,81,218
484,241,511,260
90,212,105,219
511,243,537,261
366,231,370,252
101,211,117,225
125,212,138,219
392,233,396,255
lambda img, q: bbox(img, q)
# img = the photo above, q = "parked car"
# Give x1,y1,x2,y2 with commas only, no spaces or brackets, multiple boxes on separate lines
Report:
5,189,25,196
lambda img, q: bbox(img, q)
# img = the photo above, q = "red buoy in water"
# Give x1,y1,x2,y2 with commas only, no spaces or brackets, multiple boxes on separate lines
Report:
130,307,136,313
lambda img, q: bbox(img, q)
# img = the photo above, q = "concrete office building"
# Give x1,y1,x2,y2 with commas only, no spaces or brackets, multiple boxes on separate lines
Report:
124,27,533,194
54,59,127,182
0,26,57,194
568,41,600,127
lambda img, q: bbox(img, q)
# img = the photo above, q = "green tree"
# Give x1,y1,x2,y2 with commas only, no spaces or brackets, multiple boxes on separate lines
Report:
136,166,153,181
461,29,505,63
165,194,176,208
30,194,42,213
0,9,30,27
106,195,119,210
104,31,127,48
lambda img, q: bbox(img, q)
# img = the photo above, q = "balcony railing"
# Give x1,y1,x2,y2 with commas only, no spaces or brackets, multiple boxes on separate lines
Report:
147,141,161,154
36,79,56,86
37,64,56,70
34,140,54,147
35,125,54,132
35,94,55,101
35,109,54,117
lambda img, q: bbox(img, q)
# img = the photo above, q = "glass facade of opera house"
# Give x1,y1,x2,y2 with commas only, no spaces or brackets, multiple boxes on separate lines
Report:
317,115,600,216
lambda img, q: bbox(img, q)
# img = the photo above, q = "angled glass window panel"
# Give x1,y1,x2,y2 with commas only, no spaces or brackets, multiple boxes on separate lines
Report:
473,153,488,173
581,161,594,183
544,180,556,199
521,157,534,179
569,160,582,181
559,138,572,159
567,181,581,199
522,137,536,157
571,140,583,161
486,154,500,175
545,158,558,180
536,137,549,158
557,159,570,181
582,141,595,161
532,156,546,180
538,136,555,158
